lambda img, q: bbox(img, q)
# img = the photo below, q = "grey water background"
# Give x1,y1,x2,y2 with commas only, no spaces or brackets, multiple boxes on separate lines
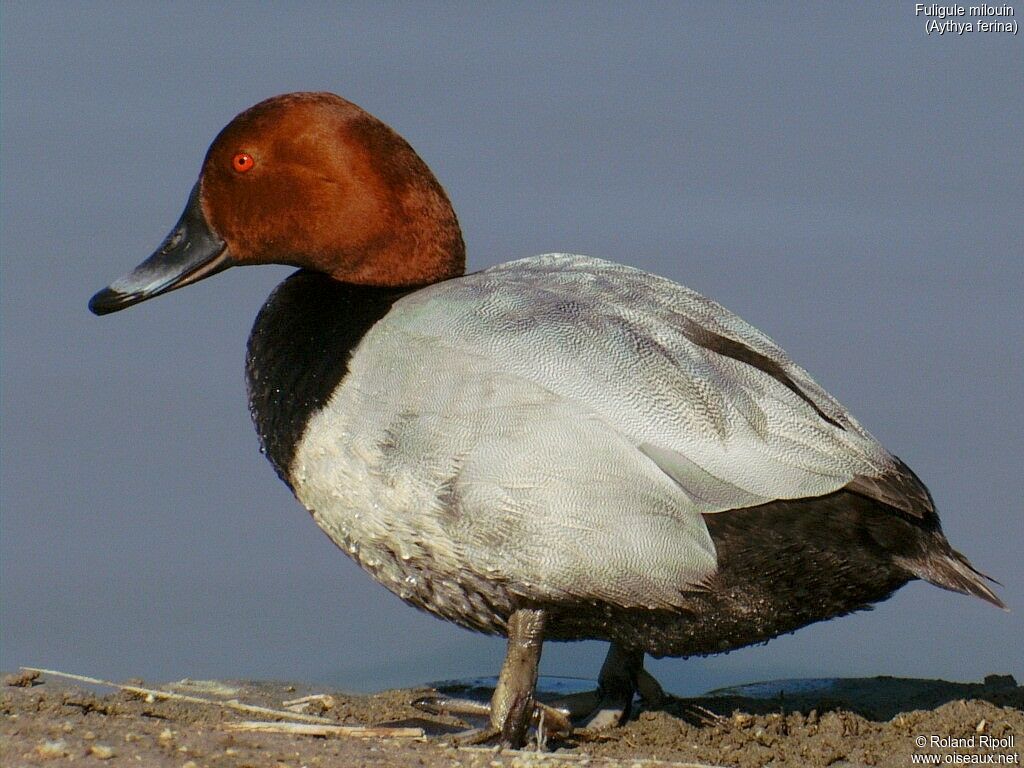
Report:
2,3,1021,695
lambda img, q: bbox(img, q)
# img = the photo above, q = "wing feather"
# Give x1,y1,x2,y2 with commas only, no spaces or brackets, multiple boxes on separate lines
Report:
391,254,926,516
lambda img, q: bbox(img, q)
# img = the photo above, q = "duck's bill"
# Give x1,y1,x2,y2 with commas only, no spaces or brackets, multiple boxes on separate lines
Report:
89,183,232,316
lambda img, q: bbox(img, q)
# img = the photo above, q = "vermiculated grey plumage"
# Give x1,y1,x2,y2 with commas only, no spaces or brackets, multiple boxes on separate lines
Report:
246,254,1001,659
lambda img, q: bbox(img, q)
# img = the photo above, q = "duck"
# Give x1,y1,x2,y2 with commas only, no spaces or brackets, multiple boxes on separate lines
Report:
89,92,1005,747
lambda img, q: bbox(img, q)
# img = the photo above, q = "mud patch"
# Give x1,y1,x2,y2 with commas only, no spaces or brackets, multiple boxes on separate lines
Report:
2,672,1021,767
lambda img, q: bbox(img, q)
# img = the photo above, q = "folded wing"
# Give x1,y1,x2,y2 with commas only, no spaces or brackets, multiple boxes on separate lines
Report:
390,254,930,518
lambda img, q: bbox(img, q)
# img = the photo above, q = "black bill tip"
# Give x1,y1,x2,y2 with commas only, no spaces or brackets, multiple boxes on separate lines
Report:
89,182,231,316
89,287,133,316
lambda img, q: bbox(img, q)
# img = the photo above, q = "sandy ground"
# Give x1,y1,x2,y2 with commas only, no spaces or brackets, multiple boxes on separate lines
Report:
2,669,1021,767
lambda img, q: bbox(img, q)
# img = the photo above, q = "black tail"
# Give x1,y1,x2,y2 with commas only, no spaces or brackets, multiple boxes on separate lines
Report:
903,545,1007,610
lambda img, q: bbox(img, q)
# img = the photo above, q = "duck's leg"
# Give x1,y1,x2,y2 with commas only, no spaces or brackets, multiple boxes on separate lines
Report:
548,642,667,730
636,665,668,706
587,643,643,729
414,608,571,747
489,607,546,745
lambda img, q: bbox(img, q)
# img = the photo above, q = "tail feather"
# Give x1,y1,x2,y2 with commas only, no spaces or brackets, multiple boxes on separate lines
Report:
904,548,1007,610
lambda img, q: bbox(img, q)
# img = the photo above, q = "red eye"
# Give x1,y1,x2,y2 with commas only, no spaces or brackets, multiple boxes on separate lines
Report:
232,152,255,173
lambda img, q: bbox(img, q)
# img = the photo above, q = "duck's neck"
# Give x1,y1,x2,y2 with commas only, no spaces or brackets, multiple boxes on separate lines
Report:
246,272,418,485
340,203,465,288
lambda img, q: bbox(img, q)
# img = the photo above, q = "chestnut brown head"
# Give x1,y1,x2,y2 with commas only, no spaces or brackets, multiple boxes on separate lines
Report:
90,92,465,315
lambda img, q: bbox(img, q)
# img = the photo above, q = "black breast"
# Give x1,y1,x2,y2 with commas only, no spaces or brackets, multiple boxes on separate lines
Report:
245,270,413,486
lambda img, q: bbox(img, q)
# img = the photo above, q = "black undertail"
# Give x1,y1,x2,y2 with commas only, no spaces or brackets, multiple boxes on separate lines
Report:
543,489,999,656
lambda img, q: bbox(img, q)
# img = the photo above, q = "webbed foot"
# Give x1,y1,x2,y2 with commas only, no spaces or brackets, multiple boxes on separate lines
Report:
413,692,572,744
553,644,667,732
414,640,667,745
416,608,553,748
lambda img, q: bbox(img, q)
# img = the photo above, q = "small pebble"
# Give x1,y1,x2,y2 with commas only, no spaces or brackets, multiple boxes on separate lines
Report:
35,739,68,759
89,744,115,760
158,728,175,743
83,731,96,740
182,762,199,768
733,712,753,727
